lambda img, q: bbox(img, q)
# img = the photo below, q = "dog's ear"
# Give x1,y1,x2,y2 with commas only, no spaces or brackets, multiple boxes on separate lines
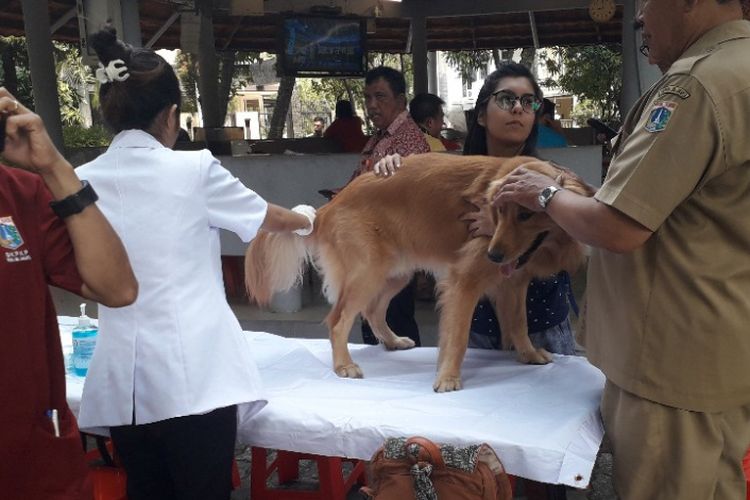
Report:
486,178,503,204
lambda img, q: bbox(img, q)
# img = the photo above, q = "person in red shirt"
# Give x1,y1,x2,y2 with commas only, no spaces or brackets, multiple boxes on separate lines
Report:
323,100,368,153
0,88,137,500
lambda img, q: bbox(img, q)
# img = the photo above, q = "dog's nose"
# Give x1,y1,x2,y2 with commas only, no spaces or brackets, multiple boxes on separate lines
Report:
487,251,504,263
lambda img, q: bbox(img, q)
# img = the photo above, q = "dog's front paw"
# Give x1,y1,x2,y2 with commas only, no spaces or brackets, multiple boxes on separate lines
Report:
383,336,416,351
433,375,463,393
516,348,553,364
335,363,364,378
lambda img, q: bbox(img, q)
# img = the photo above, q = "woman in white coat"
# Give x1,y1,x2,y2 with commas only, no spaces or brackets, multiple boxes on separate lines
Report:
76,26,315,500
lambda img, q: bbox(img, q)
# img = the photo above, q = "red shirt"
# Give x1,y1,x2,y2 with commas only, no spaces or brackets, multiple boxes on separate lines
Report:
0,166,92,499
324,116,368,153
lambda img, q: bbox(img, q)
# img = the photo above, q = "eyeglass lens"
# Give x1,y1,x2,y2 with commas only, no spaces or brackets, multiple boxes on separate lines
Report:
494,91,540,113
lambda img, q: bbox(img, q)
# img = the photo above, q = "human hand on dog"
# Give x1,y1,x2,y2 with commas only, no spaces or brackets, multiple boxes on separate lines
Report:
461,197,494,238
373,153,402,177
494,166,561,212
291,204,316,236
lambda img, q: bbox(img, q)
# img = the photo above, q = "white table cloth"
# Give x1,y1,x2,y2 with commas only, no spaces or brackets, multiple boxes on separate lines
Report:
60,316,605,488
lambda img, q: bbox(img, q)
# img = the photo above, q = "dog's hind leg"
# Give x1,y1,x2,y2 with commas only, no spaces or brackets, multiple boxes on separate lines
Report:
326,275,389,379
326,298,365,378
433,274,487,392
492,280,553,365
362,274,416,351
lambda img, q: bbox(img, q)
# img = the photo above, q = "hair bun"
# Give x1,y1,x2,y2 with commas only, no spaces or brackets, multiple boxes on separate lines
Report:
89,23,131,65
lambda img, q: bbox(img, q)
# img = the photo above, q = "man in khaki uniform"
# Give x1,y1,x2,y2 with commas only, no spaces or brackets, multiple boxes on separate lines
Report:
494,1,750,498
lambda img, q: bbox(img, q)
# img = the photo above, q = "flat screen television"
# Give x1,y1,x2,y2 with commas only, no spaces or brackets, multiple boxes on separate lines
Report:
278,16,367,77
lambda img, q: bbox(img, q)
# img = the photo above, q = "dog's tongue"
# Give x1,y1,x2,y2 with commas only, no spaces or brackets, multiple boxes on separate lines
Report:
500,262,515,277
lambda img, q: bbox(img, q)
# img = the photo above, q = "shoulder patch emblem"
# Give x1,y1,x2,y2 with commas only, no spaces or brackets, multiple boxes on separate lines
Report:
658,85,690,99
0,216,24,250
645,101,677,133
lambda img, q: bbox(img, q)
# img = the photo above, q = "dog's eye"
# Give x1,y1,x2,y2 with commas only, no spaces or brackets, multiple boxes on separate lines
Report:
517,211,534,222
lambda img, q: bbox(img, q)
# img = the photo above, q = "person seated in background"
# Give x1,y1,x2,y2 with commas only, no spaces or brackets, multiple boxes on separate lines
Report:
323,100,368,153
409,93,461,152
536,98,568,148
0,88,138,499
311,116,326,137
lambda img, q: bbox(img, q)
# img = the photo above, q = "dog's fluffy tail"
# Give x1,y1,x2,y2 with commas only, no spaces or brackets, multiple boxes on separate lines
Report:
244,231,309,306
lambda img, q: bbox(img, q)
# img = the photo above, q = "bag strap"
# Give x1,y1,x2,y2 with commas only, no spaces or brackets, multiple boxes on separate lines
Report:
95,435,116,467
405,436,445,468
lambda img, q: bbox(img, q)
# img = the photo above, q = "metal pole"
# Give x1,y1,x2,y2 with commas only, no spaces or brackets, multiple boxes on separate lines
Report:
20,0,64,150
427,51,438,94
121,0,143,47
411,15,428,95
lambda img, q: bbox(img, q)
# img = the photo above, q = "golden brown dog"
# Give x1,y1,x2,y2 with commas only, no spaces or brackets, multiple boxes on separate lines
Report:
245,153,592,392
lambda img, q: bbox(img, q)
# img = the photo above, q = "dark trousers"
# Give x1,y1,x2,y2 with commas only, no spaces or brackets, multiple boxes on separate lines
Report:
110,405,237,500
361,278,421,346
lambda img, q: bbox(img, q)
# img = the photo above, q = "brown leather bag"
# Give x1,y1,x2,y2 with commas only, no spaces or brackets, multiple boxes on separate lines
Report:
360,436,513,500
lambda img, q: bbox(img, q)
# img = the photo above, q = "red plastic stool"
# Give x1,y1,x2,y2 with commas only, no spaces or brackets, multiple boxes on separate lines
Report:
743,448,750,500
85,437,128,500
250,447,367,500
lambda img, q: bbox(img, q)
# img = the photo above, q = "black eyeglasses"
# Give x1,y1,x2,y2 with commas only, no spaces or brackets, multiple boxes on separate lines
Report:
491,90,542,113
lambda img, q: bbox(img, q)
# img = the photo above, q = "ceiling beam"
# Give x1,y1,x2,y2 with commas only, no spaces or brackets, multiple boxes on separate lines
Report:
528,11,540,49
145,11,180,49
50,6,76,35
261,0,625,19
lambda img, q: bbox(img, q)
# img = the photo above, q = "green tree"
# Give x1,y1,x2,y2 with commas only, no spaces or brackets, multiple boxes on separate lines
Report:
175,49,262,117
175,51,199,114
1,38,96,127
54,42,94,126
543,45,623,125
0,36,34,107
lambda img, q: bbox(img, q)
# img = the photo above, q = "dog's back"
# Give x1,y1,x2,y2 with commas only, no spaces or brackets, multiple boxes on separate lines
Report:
312,153,519,272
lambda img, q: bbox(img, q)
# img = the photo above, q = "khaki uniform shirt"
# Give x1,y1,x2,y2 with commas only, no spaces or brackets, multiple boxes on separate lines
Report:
581,20,750,412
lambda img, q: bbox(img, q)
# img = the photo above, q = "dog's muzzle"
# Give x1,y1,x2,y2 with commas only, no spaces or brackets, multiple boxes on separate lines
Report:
487,231,549,268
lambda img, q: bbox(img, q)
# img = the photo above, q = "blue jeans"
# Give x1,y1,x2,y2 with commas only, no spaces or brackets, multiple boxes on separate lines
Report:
468,316,576,355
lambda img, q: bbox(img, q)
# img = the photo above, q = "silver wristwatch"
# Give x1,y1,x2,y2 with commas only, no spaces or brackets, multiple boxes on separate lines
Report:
538,186,562,210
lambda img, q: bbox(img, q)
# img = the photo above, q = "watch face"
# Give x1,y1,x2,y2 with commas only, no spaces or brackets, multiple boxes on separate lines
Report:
538,186,559,209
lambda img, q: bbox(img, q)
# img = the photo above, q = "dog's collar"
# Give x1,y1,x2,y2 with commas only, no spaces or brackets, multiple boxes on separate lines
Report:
515,231,549,269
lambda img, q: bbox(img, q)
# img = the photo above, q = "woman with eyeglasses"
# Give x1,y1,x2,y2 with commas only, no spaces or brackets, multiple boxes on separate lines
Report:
461,63,578,362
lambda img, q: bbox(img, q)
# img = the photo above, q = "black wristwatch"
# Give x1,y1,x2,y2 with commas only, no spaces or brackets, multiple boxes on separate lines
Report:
49,180,99,219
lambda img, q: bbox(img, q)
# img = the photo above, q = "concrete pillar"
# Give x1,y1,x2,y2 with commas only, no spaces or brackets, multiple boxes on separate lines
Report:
411,15,428,95
621,0,661,113
120,0,143,47
197,12,222,127
427,51,438,95
20,0,64,150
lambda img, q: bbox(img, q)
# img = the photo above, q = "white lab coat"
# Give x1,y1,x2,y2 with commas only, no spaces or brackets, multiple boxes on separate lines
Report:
76,130,268,433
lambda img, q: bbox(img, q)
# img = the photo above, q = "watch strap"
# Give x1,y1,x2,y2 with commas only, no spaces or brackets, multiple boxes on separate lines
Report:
49,180,99,219
539,186,562,210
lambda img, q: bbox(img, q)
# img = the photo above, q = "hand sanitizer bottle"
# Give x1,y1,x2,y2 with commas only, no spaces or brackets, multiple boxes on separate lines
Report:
72,303,98,377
